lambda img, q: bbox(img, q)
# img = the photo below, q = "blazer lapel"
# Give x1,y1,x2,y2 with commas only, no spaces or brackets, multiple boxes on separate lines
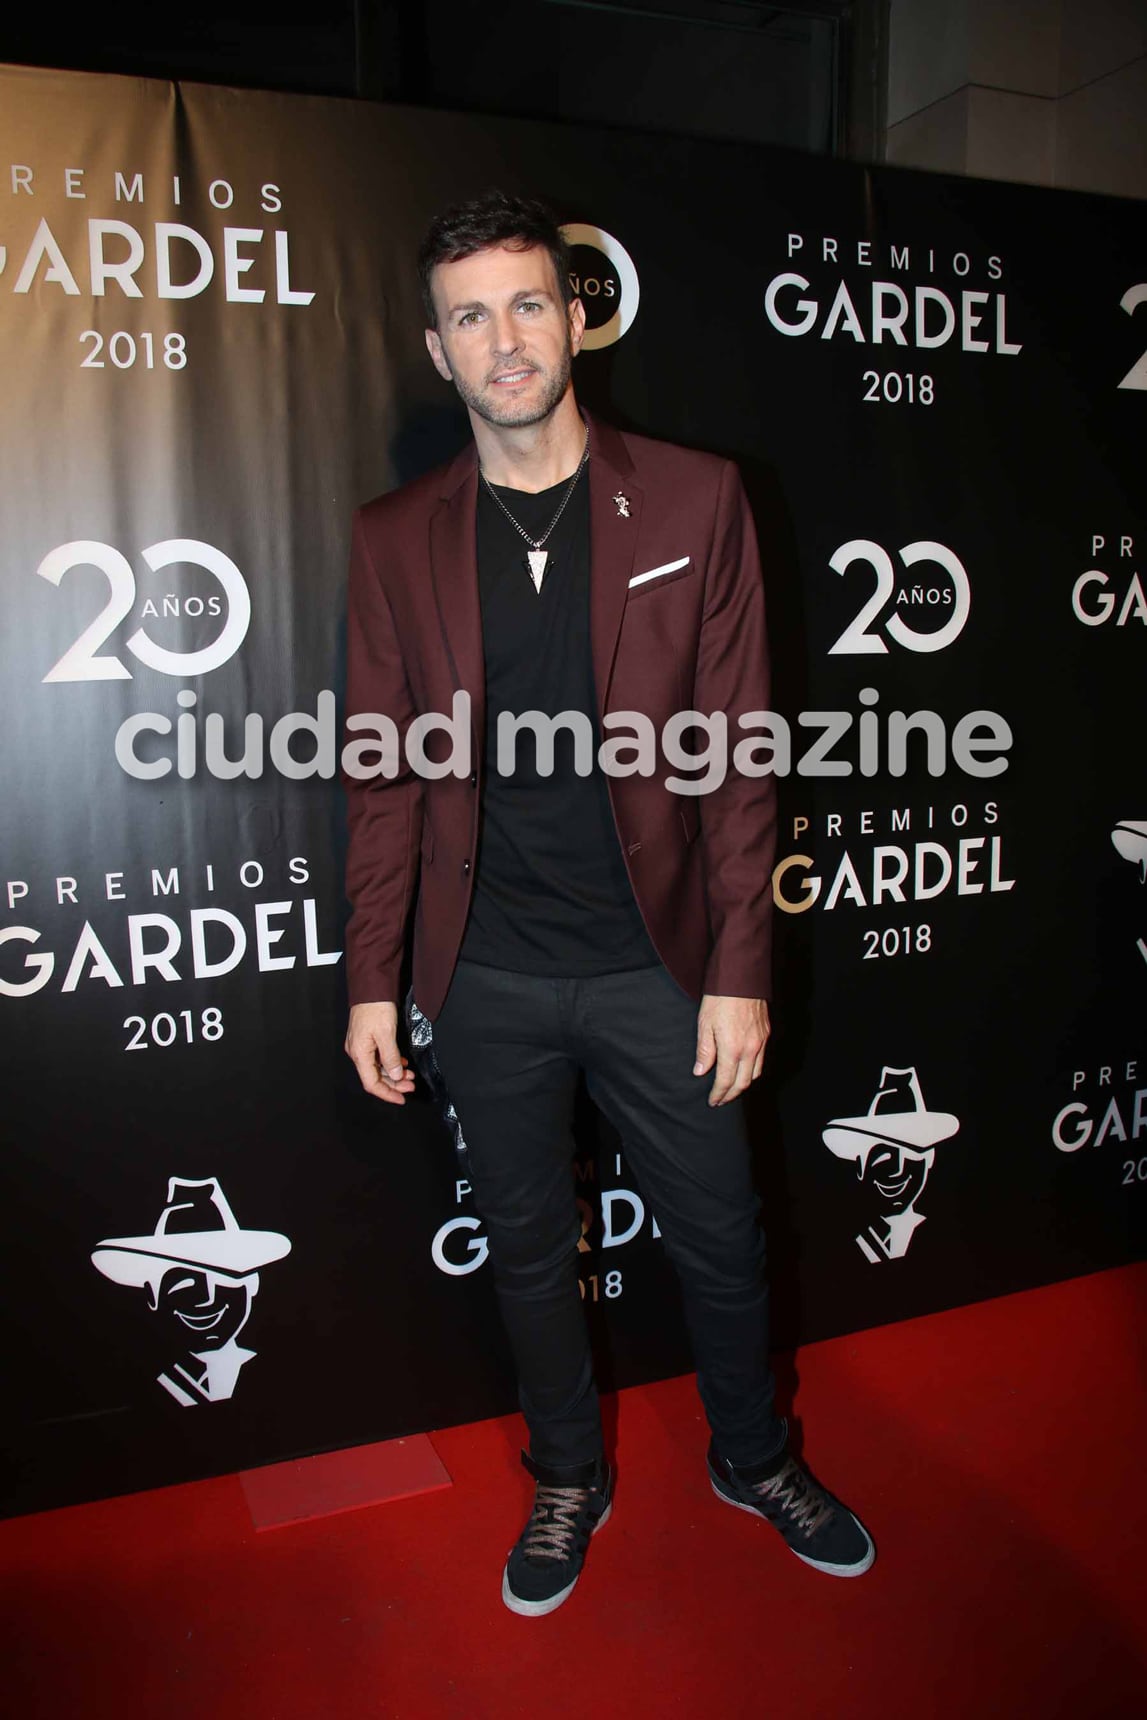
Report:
428,447,486,754
586,412,643,716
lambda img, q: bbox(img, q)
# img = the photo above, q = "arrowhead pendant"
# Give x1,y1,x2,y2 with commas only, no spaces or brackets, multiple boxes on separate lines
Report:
526,549,548,591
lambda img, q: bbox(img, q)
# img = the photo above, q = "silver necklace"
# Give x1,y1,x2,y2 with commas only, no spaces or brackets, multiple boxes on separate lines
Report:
480,425,590,592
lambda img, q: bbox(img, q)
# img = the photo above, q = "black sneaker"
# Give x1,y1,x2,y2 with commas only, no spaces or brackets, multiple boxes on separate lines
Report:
502,1450,613,1617
708,1429,875,1577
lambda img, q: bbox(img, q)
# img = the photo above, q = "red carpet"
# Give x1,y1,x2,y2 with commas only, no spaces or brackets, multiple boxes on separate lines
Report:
239,1434,453,1531
2,1264,1145,1719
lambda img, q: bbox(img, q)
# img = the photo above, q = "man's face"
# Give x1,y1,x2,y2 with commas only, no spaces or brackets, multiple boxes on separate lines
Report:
425,243,585,430
857,1143,934,1214
151,1265,254,1351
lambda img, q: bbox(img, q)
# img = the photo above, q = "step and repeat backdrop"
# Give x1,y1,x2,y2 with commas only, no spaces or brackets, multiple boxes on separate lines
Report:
1,63,1143,1516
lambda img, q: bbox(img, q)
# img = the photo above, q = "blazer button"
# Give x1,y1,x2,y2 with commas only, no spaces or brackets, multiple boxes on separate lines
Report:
469,772,477,787
462,860,471,875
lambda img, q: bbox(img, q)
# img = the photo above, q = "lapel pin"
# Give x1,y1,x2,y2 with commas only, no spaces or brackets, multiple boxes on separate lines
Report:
613,491,631,518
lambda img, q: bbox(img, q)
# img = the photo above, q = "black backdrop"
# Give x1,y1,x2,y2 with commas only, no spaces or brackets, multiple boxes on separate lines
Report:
1,64,1143,1517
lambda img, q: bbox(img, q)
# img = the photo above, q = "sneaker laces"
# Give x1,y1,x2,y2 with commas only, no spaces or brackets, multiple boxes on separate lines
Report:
521,1484,592,1563
749,1458,835,1537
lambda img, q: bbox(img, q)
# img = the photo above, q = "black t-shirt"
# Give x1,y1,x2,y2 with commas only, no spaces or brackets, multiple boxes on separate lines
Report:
458,469,659,976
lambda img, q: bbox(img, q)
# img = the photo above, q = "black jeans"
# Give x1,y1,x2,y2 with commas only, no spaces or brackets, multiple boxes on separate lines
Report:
430,959,784,1470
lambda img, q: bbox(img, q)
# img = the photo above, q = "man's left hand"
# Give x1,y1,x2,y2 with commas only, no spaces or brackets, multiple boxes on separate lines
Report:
693,995,771,1107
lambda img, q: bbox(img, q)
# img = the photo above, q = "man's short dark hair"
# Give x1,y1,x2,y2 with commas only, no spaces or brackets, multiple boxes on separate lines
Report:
417,190,572,328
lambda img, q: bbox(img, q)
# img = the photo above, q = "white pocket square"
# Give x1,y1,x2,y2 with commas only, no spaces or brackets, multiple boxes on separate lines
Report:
628,556,691,589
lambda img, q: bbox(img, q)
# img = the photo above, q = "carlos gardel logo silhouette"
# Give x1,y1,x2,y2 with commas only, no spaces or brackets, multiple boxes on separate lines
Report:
1112,820,1147,882
91,1177,291,1406
823,1067,960,1264
1111,820,1147,968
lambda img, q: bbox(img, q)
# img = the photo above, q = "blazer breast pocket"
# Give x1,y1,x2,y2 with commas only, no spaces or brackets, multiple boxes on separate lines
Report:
626,555,694,599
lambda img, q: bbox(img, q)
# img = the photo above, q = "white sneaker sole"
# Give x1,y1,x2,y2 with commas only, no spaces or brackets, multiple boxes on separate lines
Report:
501,1499,613,1617
710,1478,876,1577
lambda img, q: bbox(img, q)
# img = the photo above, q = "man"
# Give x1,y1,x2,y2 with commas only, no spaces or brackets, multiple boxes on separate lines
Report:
343,190,874,1616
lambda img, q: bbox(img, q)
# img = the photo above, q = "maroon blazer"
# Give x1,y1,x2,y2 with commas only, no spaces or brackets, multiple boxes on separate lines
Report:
343,410,777,1019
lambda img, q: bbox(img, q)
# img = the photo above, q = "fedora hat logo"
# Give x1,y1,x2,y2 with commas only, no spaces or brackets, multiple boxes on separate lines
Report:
1111,819,1147,882
92,1176,291,1288
822,1066,960,1162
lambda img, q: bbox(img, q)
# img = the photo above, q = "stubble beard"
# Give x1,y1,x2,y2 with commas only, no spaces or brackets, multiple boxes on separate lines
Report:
449,338,574,430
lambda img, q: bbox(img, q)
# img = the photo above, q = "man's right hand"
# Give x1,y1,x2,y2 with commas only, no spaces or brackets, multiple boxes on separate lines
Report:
345,1001,417,1104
